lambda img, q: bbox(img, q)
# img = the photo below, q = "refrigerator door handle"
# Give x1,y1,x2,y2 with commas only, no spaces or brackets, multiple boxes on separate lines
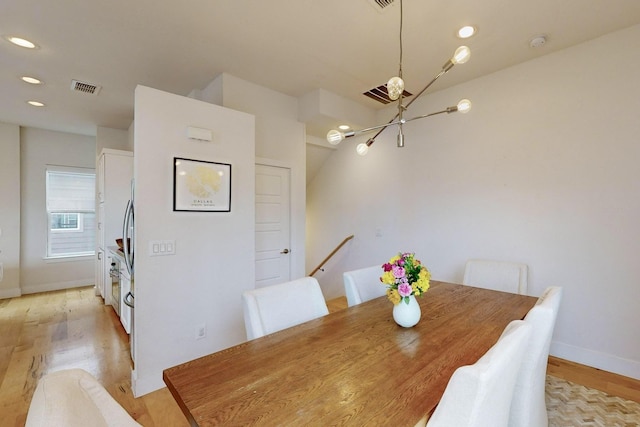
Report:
123,200,133,276
123,291,135,308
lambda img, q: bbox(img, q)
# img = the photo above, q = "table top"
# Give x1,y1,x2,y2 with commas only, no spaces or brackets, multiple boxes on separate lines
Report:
163,281,538,426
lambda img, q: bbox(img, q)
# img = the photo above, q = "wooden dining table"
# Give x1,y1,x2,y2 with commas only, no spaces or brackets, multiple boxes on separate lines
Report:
163,281,538,426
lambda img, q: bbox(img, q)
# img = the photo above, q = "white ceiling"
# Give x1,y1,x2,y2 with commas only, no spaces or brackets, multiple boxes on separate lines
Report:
2,0,640,138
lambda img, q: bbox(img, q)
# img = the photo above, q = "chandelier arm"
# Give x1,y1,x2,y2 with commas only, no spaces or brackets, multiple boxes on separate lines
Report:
346,104,459,140
403,107,454,123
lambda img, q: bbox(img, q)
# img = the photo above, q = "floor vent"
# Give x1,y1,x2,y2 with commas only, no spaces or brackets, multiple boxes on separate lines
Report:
363,84,412,105
71,79,102,96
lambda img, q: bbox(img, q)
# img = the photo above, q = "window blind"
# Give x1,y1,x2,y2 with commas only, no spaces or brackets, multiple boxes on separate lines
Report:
46,171,96,212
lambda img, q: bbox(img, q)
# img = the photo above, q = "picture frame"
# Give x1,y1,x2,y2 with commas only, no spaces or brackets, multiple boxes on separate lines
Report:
173,157,231,212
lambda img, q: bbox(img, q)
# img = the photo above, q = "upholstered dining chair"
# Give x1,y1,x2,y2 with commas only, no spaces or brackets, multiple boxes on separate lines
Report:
343,265,386,307
424,320,532,427
463,259,529,294
25,368,141,427
508,286,563,427
242,276,329,340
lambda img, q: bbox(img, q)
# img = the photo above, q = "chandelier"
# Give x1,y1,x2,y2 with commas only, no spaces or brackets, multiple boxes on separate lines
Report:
326,0,472,155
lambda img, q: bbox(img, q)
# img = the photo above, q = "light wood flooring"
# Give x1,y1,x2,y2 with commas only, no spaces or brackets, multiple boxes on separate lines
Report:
0,287,638,426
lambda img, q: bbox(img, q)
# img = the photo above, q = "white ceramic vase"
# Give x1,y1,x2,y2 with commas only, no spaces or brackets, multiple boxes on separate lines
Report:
392,294,421,328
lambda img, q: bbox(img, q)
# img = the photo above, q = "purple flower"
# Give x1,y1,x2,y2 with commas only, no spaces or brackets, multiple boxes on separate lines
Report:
392,265,405,279
398,282,412,297
382,263,393,272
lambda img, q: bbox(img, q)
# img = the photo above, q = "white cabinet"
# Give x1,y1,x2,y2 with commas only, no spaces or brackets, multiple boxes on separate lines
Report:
95,149,133,305
95,248,105,298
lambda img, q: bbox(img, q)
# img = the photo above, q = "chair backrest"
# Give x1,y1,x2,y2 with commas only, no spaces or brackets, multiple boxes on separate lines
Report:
242,276,329,340
343,265,386,307
426,320,532,427
508,286,563,427
25,369,141,427
463,259,528,294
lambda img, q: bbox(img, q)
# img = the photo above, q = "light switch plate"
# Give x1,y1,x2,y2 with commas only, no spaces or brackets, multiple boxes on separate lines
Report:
149,240,176,256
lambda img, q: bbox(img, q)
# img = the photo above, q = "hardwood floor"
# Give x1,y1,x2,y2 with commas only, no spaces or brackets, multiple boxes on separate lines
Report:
0,288,637,426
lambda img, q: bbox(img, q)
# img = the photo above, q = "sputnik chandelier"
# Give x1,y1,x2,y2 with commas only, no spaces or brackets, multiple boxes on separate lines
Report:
326,0,472,155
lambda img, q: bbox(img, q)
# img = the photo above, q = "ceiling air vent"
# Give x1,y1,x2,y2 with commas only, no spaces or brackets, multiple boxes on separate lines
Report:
368,0,395,10
363,84,412,105
70,79,102,96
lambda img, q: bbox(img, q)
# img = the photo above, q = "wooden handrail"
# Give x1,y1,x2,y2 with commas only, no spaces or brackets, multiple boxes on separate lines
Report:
308,235,354,277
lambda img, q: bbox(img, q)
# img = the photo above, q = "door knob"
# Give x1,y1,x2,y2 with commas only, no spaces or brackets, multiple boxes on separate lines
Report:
280,248,290,254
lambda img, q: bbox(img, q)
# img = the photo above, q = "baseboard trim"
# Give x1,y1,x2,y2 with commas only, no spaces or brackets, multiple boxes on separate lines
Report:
21,280,94,295
0,287,22,299
551,340,640,380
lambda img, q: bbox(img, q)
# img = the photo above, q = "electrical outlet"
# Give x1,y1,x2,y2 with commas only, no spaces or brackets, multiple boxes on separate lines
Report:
195,323,206,340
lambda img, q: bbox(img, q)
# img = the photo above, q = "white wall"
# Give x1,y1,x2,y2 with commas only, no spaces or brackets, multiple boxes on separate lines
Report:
307,25,640,379
20,127,96,294
194,73,307,279
96,126,128,153
132,85,256,396
0,122,21,298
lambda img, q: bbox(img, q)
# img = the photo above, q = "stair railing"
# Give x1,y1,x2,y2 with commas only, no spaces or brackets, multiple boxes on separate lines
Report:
308,235,354,277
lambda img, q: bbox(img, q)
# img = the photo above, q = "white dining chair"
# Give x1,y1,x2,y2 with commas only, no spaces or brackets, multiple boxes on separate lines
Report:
242,276,330,340
343,265,386,307
425,320,532,427
508,286,563,427
25,368,141,427
463,259,529,294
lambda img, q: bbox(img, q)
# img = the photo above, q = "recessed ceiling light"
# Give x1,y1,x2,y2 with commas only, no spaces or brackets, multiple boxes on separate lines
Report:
457,26,476,39
21,76,43,85
27,100,45,107
338,125,351,130
6,36,38,49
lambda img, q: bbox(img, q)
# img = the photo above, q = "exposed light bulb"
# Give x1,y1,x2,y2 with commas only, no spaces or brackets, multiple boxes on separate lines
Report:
356,143,369,156
452,46,471,65
326,129,345,145
27,100,45,107
387,76,404,101
457,99,472,113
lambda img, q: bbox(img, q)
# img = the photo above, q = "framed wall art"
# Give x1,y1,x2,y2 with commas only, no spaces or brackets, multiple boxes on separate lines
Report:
173,157,231,212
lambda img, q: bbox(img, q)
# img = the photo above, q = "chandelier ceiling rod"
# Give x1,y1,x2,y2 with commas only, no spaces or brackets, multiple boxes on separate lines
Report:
326,0,472,156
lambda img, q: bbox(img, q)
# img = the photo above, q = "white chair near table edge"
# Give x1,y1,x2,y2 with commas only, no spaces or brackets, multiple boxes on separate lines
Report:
424,320,532,427
25,368,141,427
508,286,563,427
242,276,330,340
343,265,387,307
463,259,529,295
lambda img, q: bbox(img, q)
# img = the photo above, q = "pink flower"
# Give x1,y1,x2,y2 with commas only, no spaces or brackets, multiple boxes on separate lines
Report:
382,263,393,272
392,265,405,279
398,282,412,297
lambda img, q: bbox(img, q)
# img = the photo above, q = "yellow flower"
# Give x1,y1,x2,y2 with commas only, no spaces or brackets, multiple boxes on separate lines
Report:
381,271,396,286
387,288,401,305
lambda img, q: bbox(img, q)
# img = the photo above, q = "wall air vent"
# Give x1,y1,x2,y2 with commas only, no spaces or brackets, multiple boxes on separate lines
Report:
70,79,102,96
363,84,412,105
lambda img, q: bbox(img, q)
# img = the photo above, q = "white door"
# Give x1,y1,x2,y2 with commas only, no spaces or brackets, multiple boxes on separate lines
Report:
255,164,291,288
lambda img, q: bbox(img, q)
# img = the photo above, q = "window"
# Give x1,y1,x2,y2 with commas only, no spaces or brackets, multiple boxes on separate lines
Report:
46,167,96,258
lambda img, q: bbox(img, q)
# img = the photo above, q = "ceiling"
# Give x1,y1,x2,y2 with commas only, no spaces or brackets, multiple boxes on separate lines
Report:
2,0,640,139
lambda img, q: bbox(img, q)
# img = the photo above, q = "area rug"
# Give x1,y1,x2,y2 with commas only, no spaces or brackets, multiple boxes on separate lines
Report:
546,375,640,426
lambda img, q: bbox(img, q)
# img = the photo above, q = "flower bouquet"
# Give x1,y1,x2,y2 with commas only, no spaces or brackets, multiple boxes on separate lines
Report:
381,252,431,305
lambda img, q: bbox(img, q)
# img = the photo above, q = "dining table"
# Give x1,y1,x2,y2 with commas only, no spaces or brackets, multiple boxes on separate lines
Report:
163,281,538,426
